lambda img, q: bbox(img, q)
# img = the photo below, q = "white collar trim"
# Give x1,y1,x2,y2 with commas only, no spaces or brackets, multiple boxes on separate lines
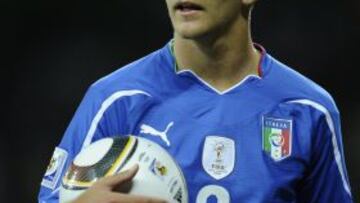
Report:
176,69,261,95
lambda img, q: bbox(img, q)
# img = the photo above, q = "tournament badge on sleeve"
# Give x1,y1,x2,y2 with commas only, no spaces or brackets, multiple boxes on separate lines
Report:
263,117,292,161
202,136,235,180
41,147,68,189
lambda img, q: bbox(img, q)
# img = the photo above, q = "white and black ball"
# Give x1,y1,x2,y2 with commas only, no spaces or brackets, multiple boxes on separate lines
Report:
60,136,188,203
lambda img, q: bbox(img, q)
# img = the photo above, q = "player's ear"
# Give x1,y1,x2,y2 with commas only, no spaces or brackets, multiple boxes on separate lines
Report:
241,0,258,6
240,0,257,20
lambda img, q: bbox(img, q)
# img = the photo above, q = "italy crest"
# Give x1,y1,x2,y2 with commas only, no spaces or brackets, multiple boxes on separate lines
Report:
263,117,292,161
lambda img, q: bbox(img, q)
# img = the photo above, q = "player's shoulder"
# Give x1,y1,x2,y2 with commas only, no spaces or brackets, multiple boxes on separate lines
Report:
264,54,338,113
94,50,162,91
86,44,171,100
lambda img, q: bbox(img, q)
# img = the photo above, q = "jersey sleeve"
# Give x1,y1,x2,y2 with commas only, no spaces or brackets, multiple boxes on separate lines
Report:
297,107,353,202
37,86,128,203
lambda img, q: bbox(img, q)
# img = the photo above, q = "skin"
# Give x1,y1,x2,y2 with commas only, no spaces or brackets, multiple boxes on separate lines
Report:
73,0,259,202
166,0,260,92
72,165,167,203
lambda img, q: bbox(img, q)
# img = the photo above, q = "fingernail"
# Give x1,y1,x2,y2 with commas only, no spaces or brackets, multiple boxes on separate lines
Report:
130,164,139,170
126,164,138,173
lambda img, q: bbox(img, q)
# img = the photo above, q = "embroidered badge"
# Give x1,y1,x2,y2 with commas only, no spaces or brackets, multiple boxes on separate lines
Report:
41,147,68,189
202,136,235,180
263,117,292,161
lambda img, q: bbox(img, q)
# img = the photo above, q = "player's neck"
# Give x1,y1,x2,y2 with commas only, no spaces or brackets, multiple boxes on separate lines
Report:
173,19,260,92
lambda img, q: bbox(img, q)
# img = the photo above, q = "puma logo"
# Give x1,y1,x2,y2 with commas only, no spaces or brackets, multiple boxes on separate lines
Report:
140,122,174,146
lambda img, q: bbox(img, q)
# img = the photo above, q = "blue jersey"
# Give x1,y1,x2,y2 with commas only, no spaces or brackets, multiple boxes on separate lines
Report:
39,42,353,203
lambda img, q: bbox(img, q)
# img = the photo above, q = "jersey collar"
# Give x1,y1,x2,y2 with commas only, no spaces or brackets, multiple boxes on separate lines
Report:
161,40,271,95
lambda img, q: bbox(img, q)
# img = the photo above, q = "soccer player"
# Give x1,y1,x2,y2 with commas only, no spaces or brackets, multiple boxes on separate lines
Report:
39,0,353,202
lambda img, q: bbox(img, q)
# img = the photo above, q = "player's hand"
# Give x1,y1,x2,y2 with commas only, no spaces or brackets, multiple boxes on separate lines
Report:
72,165,167,203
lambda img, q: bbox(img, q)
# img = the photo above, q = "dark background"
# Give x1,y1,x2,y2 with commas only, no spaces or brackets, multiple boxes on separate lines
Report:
3,0,359,202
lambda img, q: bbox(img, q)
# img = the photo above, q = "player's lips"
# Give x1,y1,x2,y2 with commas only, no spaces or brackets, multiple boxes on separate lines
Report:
174,1,204,15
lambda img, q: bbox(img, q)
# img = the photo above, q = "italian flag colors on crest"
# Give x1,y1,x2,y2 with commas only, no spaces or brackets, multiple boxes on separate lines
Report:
263,117,292,161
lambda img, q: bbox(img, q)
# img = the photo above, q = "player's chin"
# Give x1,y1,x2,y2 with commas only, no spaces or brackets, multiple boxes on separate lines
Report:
174,22,210,39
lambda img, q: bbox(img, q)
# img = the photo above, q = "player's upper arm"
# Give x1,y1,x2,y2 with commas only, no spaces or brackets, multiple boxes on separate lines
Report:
289,99,353,203
38,86,151,202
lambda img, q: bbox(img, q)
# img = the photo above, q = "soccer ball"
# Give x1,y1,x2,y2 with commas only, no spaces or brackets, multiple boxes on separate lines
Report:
59,136,188,203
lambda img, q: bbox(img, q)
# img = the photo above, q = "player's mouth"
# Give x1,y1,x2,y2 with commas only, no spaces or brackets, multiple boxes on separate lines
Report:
174,1,204,16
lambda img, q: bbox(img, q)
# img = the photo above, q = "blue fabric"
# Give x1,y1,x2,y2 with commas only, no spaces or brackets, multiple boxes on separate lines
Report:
38,42,353,203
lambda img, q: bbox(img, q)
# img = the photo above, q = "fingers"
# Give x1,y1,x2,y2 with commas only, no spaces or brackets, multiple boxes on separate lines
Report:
98,164,139,188
73,164,167,203
109,193,168,203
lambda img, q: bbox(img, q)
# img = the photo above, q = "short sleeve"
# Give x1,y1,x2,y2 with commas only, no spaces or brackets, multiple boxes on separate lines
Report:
37,86,129,203
297,108,353,203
